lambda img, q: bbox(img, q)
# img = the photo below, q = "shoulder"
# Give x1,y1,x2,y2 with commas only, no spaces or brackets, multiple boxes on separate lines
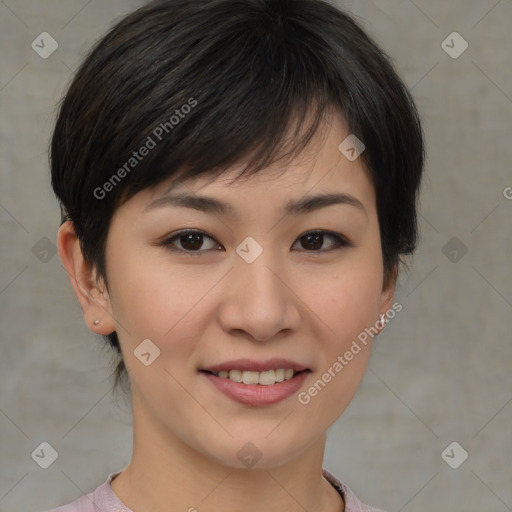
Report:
38,475,116,512
40,494,95,512
322,468,387,512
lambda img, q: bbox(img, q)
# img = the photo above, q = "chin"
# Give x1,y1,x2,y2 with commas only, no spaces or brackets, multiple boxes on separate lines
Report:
197,430,316,471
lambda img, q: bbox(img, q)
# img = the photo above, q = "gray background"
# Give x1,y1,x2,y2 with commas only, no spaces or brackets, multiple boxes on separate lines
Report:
1,0,511,511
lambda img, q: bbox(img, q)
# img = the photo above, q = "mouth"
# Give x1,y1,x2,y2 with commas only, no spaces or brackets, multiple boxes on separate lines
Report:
199,368,310,386
199,367,311,406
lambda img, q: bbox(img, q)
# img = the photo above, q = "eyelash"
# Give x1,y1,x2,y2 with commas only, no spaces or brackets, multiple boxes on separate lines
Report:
159,229,352,256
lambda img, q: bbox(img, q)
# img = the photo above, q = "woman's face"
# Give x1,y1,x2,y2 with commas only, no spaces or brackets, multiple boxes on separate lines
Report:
100,116,395,469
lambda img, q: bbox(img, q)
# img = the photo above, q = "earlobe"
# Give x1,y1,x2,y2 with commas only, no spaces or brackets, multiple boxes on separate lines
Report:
57,220,116,335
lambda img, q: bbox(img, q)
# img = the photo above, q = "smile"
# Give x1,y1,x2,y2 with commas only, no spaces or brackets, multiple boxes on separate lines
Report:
203,368,302,385
200,369,311,406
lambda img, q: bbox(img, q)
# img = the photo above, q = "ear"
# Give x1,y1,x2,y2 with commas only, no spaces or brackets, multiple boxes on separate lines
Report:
376,262,398,333
57,220,116,335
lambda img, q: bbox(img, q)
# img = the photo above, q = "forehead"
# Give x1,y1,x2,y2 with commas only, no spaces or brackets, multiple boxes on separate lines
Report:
154,116,371,199
119,114,376,221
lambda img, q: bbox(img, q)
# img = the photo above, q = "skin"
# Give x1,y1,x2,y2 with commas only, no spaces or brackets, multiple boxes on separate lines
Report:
58,114,396,512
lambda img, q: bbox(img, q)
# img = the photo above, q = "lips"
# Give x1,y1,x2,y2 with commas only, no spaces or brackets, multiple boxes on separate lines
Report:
201,369,310,406
199,358,311,405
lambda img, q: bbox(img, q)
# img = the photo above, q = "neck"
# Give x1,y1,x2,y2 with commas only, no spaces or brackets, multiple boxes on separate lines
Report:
110,394,344,512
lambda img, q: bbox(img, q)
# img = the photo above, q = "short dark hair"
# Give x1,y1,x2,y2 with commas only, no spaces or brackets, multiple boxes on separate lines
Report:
50,0,425,396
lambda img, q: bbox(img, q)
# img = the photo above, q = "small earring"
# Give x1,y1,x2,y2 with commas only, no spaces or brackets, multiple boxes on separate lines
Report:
380,314,387,326
93,319,100,325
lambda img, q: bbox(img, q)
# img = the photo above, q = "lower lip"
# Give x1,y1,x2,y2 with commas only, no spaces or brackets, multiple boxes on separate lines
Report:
201,371,310,406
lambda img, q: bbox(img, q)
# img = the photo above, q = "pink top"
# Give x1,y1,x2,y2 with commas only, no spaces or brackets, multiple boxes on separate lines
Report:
42,469,386,512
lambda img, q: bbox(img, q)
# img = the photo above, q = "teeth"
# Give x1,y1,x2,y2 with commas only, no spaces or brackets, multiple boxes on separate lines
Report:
258,370,276,386
275,368,285,382
242,371,260,385
212,369,301,385
228,370,242,382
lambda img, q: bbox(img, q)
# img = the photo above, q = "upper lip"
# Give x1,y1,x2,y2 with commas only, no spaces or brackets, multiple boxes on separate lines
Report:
200,358,310,373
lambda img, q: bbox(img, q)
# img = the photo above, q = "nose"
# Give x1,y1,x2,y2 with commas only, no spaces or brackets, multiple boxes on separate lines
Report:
217,246,301,342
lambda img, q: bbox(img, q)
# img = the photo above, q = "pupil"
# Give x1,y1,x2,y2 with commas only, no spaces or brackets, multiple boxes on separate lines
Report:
302,233,322,251
182,233,203,251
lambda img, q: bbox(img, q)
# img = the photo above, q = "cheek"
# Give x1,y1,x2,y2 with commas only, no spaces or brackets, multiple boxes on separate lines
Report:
106,250,220,378
297,268,380,424
107,243,193,335
314,255,383,335
300,248,383,385
300,351,371,431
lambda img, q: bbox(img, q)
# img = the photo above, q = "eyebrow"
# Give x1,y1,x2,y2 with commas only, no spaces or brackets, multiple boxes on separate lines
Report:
143,191,367,217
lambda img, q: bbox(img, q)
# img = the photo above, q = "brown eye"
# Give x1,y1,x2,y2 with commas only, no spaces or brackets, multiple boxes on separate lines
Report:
176,232,206,251
162,230,221,254
294,231,351,252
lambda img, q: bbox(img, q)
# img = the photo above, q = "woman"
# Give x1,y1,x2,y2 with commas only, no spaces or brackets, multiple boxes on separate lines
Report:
46,0,424,510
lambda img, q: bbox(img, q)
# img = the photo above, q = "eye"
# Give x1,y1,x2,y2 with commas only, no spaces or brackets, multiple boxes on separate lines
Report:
161,230,221,255
293,230,351,252
160,229,351,255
